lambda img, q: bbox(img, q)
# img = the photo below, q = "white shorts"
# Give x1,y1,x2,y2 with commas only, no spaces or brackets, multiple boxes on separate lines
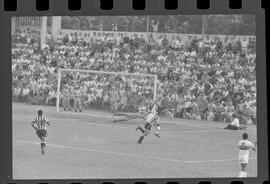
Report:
239,154,249,164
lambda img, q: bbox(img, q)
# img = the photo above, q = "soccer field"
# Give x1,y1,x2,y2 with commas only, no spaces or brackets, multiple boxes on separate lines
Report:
12,102,257,179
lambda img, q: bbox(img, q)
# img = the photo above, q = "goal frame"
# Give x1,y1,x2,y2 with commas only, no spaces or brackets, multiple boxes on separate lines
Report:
56,68,158,112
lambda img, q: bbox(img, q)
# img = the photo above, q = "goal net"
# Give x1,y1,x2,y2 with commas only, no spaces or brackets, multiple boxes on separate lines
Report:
56,69,158,113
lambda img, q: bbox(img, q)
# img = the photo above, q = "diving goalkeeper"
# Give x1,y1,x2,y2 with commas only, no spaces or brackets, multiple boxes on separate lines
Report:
112,100,158,123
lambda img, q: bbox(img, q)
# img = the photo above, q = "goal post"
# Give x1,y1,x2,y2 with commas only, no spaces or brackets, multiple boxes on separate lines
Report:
56,68,158,113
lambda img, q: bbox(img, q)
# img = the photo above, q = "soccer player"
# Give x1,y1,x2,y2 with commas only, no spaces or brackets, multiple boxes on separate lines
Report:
31,110,51,155
136,105,169,144
112,100,158,123
238,132,256,177
224,114,247,130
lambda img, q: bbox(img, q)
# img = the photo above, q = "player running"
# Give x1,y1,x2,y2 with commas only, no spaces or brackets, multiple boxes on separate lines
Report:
31,110,51,155
136,105,170,144
238,132,256,177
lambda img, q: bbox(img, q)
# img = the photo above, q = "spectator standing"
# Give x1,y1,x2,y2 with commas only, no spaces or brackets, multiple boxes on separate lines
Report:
110,86,119,113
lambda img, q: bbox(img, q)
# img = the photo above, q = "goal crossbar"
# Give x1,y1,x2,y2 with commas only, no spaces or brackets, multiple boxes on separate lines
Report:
58,68,157,78
56,69,158,112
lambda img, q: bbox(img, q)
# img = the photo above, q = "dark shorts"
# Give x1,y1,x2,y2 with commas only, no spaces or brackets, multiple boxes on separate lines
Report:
144,122,152,131
202,107,208,114
226,125,239,130
36,129,47,138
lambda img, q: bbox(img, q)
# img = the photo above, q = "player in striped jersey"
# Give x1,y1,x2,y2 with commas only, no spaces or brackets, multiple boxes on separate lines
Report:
112,100,158,122
238,133,256,177
136,105,169,144
31,110,51,155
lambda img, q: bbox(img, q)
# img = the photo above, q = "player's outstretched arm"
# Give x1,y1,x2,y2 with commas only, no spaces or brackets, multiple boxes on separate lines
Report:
252,142,257,151
45,117,51,126
141,116,147,120
160,106,170,115
149,100,158,111
154,123,160,131
31,121,37,130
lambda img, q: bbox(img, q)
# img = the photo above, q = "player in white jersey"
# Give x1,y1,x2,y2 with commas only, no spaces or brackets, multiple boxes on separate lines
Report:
224,114,247,130
112,100,158,123
238,132,256,177
31,110,51,155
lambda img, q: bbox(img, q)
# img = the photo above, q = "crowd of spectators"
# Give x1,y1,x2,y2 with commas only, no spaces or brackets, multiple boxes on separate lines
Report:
12,28,256,124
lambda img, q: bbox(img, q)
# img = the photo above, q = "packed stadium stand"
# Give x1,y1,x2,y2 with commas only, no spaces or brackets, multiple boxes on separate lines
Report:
12,22,256,124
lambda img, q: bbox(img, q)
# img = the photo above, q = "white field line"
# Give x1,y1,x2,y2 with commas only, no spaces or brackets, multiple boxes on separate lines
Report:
13,139,256,164
49,117,225,133
58,111,221,129
77,121,224,134
78,121,131,129
48,117,131,129
161,129,226,134
59,111,113,118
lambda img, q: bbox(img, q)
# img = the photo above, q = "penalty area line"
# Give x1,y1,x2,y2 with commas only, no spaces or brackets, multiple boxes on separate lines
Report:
78,121,131,129
67,120,227,133
58,111,209,129
56,119,228,133
13,140,256,164
56,112,227,132
59,111,113,118
162,129,226,134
